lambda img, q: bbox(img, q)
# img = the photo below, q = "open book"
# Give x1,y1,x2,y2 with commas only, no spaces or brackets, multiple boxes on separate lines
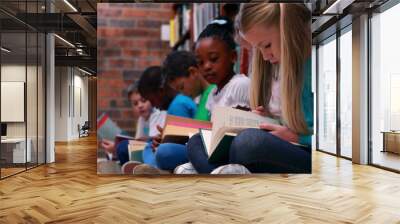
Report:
128,140,147,162
161,115,212,144
200,107,280,163
97,113,122,141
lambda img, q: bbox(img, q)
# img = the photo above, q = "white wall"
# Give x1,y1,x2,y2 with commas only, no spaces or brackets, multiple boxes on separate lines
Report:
1,64,46,164
55,67,89,141
55,66,69,141
1,65,35,138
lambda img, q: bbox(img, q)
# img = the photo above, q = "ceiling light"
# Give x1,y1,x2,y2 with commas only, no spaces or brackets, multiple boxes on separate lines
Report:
63,0,78,12
78,67,93,76
322,0,354,15
54,34,75,48
1,47,11,53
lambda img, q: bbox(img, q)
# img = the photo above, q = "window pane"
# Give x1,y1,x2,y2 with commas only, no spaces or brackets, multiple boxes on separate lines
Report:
371,3,400,171
340,29,352,158
318,37,337,154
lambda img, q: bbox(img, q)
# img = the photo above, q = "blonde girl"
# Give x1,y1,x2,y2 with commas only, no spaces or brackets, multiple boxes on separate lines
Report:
190,3,313,174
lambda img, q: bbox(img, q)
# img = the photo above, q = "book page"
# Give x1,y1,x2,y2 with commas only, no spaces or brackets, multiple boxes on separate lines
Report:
200,129,212,155
209,126,243,155
215,106,279,128
209,107,280,155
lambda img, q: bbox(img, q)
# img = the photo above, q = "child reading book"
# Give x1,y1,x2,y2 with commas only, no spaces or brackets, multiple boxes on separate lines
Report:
203,3,313,174
134,65,197,173
136,51,218,172
195,17,250,113
99,82,165,173
163,50,216,121
175,17,252,174
139,51,217,172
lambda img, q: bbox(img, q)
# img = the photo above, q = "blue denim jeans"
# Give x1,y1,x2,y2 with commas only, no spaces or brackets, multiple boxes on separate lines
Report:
116,140,130,166
155,143,189,171
142,141,158,168
187,129,311,174
117,140,157,167
142,142,188,171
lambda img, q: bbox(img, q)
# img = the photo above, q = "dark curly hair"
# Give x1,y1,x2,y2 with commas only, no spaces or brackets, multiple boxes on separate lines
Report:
197,16,236,51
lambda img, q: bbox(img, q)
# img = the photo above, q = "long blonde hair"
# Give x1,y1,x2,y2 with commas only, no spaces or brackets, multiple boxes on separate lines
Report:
237,3,311,135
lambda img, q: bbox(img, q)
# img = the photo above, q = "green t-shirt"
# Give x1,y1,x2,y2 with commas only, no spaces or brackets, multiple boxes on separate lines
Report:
194,84,216,121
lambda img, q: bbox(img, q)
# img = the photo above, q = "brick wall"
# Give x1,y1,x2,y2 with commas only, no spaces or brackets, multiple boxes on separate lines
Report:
97,3,172,136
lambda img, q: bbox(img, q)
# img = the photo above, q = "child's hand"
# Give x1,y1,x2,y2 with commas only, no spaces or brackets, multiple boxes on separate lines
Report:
100,139,115,154
259,123,299,143
151,125,164,151
252,106,266,116
152,136,161,151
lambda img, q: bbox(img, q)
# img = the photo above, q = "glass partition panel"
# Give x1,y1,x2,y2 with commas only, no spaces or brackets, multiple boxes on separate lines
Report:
1,30,27,178
339,28,352,158
317,36,337,154
371,3,400,171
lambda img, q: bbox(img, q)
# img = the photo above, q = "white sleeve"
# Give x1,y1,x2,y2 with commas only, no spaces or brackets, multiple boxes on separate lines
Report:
149,109,167,137
226,75,250,108
135,117,145,139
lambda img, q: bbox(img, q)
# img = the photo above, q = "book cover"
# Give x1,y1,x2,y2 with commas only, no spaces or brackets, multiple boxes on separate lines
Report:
161,115,212,144
199,129,235,164
97,113,122,141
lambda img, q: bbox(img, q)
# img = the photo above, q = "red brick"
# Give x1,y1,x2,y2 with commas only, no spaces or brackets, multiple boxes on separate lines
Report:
136,20,163,29
123,28,160,38
109,59,136,69
98,70,122,79
97,28,124,38
122,8,148,18
98,3,172,124
122,49,142,57
98,7,123,18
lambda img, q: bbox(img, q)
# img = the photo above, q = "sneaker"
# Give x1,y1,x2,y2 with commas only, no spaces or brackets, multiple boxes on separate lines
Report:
121,161,142,174
132,164,170,175
174,162,198,174
211,164,251,175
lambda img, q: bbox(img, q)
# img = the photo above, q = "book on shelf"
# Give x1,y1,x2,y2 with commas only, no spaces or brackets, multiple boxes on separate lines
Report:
161,115,212,145
200,106,280,163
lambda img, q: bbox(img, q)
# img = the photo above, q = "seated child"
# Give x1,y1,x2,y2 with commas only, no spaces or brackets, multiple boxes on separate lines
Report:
179,17,252,174
134,65,198,172
100,82,165,172
152,20,253,173
138,66,197,119
163,50,216,121
147,50,218,172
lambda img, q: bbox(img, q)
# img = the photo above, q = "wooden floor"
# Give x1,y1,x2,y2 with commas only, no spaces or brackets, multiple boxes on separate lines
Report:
1,167,26,178
1,135,400,223
372,150,400,171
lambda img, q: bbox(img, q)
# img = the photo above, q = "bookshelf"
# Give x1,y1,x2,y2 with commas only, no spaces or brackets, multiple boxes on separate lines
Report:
169,3,250,76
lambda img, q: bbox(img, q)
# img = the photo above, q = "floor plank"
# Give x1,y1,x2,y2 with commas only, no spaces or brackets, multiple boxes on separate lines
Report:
0,135,399,223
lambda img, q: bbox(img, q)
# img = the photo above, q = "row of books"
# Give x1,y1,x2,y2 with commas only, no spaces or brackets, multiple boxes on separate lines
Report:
168,3,250,75
169,3,220,51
